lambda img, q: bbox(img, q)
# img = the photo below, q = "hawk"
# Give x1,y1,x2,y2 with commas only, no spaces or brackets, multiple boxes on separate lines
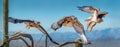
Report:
51,15,90,44
8,17,59,45
78,6,108,32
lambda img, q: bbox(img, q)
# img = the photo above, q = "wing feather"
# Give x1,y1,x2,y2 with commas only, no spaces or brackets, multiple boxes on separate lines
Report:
8,17,23,23
98,12,108,18
78,6,100,14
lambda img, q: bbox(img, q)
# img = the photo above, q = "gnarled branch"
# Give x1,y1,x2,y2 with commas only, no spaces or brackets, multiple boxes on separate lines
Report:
0,31,34,47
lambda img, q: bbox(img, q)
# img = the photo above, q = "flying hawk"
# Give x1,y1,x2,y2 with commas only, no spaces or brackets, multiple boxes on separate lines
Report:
51,16,90,44
8,17,59,45
78,6,108,32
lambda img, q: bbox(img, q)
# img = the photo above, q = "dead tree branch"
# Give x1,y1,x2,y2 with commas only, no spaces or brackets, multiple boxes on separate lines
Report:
59,40,91,47
0,31,34,47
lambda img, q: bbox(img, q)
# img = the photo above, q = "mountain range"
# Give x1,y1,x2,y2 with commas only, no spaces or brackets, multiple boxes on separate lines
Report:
0,27,120,41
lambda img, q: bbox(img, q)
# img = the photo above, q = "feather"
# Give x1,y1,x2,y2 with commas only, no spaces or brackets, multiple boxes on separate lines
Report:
78,6,99,14
8,17,23,23
98,12,108,18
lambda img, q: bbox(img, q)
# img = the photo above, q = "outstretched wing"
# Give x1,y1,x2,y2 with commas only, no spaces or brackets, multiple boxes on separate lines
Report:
51,16,66,31
72,17,85,35
78,6,100,14
8,17,23,23
51,16,73,31
8,17,36,24
98,12,108,18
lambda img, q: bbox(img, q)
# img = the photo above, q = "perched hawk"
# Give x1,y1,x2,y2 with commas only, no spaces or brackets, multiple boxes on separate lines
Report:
78,6,108,32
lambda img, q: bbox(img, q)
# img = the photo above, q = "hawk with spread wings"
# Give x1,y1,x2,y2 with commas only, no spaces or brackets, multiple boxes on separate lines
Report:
51,16,90,44
8,17,59,45
78,6,108,32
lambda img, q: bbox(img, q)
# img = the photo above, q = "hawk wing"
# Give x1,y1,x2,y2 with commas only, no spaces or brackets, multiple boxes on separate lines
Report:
98,12,108,18
72,17,85,34
78,6,100,14
8,17,23,23
51,16,73,31
51,16,67,31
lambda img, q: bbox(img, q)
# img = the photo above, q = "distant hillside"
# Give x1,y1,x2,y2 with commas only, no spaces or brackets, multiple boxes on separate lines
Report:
48,27,120,41
0,27,120,41
0,28,120,47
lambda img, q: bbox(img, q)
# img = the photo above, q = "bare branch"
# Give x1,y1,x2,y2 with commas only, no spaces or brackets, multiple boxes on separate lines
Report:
59,41,91,47
8,31,23,36
19,37,31,47
19,32,34,47
0,36,30,47
0,31,34,47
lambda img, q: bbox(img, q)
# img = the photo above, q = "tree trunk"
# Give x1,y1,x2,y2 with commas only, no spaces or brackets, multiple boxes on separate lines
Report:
2,0,9,47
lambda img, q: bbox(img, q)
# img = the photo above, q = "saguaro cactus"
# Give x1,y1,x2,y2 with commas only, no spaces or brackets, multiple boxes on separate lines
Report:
2,0,9,47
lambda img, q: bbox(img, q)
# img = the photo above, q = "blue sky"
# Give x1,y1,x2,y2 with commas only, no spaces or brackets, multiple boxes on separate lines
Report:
0,0,120,34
